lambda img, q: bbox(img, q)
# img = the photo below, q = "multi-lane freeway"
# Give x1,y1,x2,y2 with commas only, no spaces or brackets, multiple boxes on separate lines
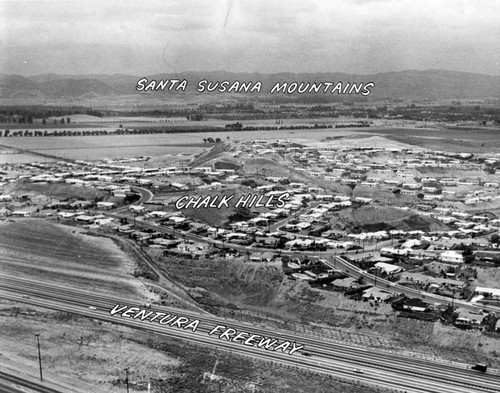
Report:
1,275,499,393
0,370,65,393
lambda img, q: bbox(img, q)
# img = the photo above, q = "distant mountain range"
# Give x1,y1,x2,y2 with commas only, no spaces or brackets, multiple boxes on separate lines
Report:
1,70,500,101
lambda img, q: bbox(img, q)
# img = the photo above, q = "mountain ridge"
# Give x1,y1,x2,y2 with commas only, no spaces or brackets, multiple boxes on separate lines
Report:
1,70,499,100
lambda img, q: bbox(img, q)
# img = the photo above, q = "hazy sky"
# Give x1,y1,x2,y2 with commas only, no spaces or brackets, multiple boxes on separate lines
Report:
1,0,500,76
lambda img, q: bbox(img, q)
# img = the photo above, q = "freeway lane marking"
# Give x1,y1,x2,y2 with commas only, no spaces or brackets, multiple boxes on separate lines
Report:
2,276,500,389
1,291,498,393
109,303,305,356
0,370,65,393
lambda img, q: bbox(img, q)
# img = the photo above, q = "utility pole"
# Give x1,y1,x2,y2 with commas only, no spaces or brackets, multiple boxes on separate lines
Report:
210,358,219,381
34,334,43,381
208,358,219,390
125,368,129,393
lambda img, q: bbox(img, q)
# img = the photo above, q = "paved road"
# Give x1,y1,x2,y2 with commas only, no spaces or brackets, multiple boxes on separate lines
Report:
268,201,322,233
325,256,500,313
0,370,66,393
1,275,499,393
130,186,154,204
111,185,154,214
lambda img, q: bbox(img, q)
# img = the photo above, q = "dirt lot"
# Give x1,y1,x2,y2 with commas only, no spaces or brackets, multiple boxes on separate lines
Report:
11,181,109,201
334,205,449,232
0,218,147,299
0,300,373,393
475,267,500,288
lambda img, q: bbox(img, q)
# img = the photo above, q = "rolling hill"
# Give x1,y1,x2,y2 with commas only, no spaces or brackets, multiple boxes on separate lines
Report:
1,70,500,100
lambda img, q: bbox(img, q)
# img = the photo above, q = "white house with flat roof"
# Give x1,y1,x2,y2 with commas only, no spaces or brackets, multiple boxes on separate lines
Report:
97,201,116,210
374,262,405,275
439,250,464,264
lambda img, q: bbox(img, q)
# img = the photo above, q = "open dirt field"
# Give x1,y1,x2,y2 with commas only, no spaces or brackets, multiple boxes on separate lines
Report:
334,205,450,232
11,181,109,201
0,218,147,299
475,267,500,288
0,302,180,393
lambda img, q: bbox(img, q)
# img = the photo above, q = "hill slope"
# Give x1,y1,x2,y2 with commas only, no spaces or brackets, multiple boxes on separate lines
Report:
1,70,500,100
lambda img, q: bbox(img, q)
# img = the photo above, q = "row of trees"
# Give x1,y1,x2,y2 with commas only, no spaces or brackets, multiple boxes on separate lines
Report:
202,137,227,143
0,129,108,137
0,108,104,122
0,117,71,125
41,117,71,125
0,115,34,124
1,128,268,138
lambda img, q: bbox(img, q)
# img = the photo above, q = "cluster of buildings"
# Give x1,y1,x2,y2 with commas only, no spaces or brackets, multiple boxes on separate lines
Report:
1,136,500,330
244,139,499,200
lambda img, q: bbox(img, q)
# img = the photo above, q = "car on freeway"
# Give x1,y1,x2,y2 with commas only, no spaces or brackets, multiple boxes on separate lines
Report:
88,306,97,310
354,368,364,374
471,363,488,373
22,295,30,299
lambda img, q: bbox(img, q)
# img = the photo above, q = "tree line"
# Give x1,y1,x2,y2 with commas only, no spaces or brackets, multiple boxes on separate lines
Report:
0,108,104,123
0,129,109,137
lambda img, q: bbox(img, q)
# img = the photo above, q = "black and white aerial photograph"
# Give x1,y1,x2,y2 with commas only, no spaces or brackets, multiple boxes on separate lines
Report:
1,0,500,392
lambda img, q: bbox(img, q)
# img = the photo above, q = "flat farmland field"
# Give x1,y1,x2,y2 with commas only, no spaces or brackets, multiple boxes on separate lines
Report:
2,125,498,162
355,126,500,152
0,134,209,161
0,128,366,162
0,218,145,299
